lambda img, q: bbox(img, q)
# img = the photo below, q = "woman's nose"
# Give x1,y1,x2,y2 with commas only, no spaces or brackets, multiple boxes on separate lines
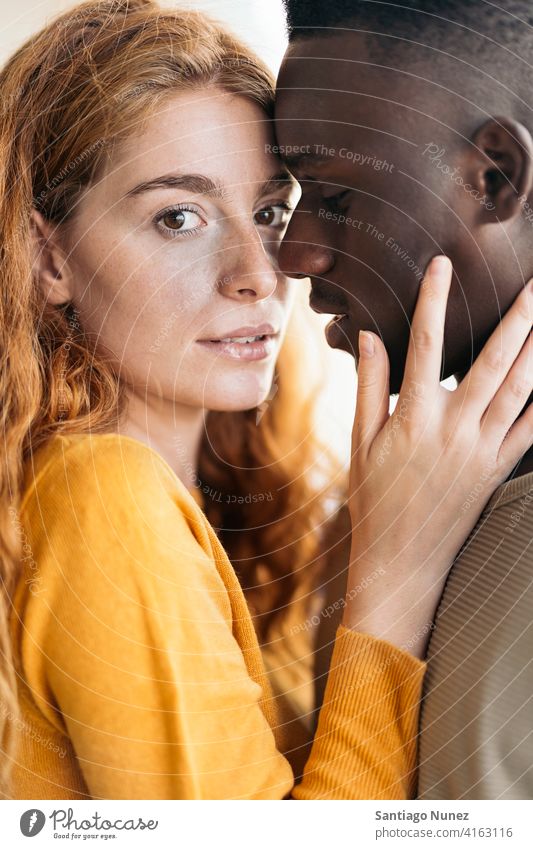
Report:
222,228,279,301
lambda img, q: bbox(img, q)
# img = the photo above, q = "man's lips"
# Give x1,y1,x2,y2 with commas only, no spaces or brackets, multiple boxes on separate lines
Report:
308,290,357,354
309,291,349,318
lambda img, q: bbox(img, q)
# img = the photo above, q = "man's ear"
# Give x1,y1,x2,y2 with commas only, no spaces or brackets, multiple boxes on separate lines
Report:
30,208,74,305
469,117,533,223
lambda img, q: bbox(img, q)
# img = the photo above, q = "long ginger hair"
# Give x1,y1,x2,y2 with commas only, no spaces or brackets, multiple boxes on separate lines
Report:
0,0,342,794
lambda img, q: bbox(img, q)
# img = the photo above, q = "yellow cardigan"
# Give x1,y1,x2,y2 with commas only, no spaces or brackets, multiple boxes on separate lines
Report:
5,433,425,799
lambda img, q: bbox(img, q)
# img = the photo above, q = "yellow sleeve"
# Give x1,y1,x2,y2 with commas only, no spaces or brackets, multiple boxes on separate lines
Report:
293,628,426,799
20,436,293,800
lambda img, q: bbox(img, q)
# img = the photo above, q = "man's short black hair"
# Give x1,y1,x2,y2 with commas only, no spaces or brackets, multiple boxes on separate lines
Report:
283,0,533,54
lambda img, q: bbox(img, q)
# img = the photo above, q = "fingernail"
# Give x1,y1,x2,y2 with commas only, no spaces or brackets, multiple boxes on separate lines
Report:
527,277,533,292
430,255,451,279
359,330,375,358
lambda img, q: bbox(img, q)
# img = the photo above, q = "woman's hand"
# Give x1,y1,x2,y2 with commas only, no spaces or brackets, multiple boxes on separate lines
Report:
343,256,533,657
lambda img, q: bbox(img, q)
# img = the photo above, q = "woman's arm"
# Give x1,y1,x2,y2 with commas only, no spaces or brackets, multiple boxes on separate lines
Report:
21,437,293,800
21,435,421,800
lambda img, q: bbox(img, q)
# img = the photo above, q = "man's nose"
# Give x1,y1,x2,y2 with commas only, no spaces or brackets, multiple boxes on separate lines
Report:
278,205,335,279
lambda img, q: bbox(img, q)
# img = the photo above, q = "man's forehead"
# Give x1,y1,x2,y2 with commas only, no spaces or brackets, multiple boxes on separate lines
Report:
277,28,481,121
275,35,403,127
277,31,375,91
275,67,365,130
274,77,383,154
275,36,456,150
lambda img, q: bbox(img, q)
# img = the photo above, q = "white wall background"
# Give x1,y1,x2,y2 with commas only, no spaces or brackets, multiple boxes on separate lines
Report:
0,0,356,459
0,0,288,70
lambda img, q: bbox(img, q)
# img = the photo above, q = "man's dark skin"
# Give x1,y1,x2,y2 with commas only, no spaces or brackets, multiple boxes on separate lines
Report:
275,31,532,477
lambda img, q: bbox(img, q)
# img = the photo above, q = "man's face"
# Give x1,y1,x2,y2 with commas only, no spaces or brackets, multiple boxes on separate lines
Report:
275,32,524,391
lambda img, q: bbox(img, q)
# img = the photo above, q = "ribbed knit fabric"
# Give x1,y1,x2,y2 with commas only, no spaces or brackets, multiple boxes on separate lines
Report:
418,471,533,799
4,433,425,800
292,627,427,798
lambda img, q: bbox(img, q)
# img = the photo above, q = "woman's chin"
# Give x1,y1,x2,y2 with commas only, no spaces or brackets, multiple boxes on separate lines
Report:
204,386,275,413
206,395,271,414
202,370,276,413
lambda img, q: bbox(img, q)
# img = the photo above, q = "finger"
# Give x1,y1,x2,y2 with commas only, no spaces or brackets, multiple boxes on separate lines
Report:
497,399,533,472
456,278,533,415
481,331,532,442
352,330,390,455
401,255,452,402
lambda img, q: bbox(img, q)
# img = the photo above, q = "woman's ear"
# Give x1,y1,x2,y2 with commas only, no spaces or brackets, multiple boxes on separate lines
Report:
30,208,74,305
469,117,533,223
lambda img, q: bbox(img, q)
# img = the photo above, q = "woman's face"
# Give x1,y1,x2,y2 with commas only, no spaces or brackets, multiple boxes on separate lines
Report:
59,87,300,411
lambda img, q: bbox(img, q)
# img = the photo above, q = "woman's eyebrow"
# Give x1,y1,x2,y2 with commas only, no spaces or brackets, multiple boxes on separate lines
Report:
120,173,228,201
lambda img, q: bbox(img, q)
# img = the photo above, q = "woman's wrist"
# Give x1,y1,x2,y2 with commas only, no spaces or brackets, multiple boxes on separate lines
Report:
341,547,447,659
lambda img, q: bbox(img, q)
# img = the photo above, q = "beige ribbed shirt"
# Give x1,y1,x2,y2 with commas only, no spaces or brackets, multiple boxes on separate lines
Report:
418,471,533,799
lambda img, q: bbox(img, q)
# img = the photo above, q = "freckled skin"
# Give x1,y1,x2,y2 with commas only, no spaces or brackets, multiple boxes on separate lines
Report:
275,33,531,394
58,88,299,413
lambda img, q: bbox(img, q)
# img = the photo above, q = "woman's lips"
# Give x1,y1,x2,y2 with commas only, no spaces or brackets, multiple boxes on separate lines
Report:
196,324,279,361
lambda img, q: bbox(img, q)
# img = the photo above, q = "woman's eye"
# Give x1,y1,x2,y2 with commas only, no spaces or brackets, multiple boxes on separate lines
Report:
155,206,205,237
254,203,292,228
